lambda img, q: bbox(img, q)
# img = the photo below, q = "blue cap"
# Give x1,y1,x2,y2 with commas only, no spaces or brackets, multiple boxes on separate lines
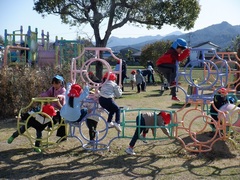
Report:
54,75,64,82
171,38,187,50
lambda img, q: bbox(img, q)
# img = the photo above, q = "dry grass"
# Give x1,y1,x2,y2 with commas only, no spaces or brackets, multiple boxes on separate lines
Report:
1,83,240,180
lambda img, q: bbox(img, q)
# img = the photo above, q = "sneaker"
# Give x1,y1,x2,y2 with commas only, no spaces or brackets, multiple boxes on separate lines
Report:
34,147,42,153
108,122,114,128
172,96,180,101
125,147,136,155
7,136,15,144
140,135,147,143
113,122,122,132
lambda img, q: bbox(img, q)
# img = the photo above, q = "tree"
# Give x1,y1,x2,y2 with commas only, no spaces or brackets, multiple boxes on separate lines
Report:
140,40,172,67
33,0,201,78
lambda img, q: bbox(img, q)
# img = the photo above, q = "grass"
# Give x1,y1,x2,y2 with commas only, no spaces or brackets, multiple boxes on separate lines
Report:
1,82,240,179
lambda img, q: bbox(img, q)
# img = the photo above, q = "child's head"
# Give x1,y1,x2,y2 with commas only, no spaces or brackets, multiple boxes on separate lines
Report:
131,70,136,75
42,104,56,117
103,72,117,82
136,69,141,74
158,111,171,124
68,84,82,97
171,38,187,54
52,75,64,90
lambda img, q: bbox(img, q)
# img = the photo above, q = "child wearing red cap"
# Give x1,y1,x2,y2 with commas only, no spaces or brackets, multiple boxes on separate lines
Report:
125,111,171,155
60,83,89,122
99,72,123,132
130,70,136,90
7,104,57,153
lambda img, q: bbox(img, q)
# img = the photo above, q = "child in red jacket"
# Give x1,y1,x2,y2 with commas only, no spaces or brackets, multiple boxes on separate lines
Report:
156,38,190,101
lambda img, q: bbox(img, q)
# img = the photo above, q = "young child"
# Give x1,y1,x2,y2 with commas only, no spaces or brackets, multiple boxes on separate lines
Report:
83,90,103,143
60,83,89,122
209,88,229,137
129,70,136,90
40,75,67,142
8,104,56,153
99,72,122,132
125,111,171,155
156,38,190,101
136,69,146,93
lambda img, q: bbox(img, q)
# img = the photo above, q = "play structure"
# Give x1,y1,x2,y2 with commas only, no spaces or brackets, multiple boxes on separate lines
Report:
1,26,84,68
11,47,240,154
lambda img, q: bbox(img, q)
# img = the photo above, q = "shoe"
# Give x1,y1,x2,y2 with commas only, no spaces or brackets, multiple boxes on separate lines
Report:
140,135,147,143
56,137,67,143
125,147,136,155
34,147,42,153
7,136,15,144
108,122,114,128
172,96,180,101
113,122,122,132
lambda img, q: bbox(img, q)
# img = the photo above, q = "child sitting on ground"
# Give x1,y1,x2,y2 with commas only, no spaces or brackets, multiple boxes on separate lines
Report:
8,104,56,153
125,111,171,155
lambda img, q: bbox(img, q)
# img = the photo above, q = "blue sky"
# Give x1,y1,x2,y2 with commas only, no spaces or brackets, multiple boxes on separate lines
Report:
0,0,240,41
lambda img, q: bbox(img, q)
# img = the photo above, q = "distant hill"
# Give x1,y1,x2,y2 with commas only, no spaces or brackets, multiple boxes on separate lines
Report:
108,21,240,51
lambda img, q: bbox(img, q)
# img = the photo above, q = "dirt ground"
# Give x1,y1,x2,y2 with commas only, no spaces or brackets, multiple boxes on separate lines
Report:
1,84,240,179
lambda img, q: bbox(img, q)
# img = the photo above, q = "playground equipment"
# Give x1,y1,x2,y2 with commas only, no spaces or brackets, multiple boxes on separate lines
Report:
16,97,67,151
12,47,240,154
3,26,41,66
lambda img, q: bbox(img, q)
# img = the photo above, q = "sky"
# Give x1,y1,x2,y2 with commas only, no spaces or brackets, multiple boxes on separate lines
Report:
0,0,240,42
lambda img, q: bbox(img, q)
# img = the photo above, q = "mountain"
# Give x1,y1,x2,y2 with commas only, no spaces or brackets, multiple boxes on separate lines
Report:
108,21,240,51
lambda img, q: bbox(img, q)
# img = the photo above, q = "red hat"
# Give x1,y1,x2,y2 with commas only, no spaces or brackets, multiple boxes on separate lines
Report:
160,112,171,124
68,84,82,97
131,70,136,74
88,71,94,76
218,87,228,96
42,104,56,117
103,72,117,81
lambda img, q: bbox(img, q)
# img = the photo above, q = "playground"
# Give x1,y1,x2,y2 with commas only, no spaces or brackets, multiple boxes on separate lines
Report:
1,27,240,179
1,26,84,68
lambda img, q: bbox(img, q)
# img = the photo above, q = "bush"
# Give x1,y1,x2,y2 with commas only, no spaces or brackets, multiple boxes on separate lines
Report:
0,64,70,119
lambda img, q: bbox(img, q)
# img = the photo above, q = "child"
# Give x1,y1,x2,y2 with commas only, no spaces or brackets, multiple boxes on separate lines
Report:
129,70,136,90
60,83,89,122
156,38,190,101
40,75,67,142
125,111,171,155
83,90,103,143
99,72,122,132
209,88,229,137
136,69,146,93
8,104,56,153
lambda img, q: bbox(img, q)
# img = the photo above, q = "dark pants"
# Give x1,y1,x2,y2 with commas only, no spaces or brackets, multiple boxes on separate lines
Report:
158,65,177,97
52,111,67,137
129,115,146,147
137,82,146,92
147,71,155,83
86,119,98,140
12,113,49,147
99,96,120,124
